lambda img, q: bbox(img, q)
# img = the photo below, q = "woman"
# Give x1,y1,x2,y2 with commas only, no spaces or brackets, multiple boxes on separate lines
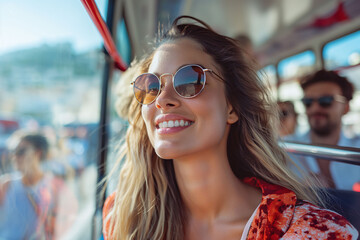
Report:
103,16,358,239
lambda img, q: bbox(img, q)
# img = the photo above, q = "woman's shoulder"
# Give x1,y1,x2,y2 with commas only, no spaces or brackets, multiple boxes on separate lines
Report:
283,200,358,239
244,177,358,239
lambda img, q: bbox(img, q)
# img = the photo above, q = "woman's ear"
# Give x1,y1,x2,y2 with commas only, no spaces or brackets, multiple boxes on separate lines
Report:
343,102,350,115
227,105,239,124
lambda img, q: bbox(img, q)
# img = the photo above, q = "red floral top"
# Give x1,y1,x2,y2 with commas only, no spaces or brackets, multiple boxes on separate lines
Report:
243,177,358,239
103,177,358,239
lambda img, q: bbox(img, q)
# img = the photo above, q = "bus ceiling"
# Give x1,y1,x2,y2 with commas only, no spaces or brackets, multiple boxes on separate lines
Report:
82,0,360,70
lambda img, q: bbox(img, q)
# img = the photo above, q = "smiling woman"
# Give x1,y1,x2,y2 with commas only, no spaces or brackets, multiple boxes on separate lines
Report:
103,16,358,240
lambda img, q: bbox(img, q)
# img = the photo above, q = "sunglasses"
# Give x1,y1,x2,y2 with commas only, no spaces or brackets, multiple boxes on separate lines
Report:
301,95,347,108
131,64,223,105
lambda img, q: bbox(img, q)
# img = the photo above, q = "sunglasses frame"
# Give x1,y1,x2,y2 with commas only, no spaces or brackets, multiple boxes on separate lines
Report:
131,64,224,105
301,94,347,108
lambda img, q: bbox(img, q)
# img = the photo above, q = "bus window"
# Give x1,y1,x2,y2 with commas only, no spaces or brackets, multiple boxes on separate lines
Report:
116,18,132,66
338,67,360,136
278,50,316,82
323,30,360,137
0,1,107,239
323,30,360,70
277,50,316,133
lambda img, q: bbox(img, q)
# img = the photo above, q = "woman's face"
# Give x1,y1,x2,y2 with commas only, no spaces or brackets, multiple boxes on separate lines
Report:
141,38,238,159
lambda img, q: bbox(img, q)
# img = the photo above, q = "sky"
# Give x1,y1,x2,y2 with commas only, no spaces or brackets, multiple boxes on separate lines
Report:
0,0,107,54
0,0,359,67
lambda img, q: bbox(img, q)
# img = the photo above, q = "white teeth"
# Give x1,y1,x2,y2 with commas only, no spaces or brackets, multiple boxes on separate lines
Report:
158,120,192,129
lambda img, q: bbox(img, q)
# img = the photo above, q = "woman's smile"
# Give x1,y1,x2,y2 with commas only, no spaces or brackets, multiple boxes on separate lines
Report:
155,113,194,134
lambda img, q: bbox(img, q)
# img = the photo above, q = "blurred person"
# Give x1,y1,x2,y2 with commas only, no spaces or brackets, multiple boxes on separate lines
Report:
234,34,258,69
277,101,298,137
285,70,360,190
102,16,357,239
234,34,254,58
40,125,73,179
0,133,77,239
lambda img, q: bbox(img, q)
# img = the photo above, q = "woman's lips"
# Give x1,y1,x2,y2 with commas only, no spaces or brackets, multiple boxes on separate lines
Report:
155,114,194,134
157,119,193,129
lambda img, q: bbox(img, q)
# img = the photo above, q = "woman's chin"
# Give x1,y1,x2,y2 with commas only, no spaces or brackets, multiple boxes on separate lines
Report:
154,147,184,160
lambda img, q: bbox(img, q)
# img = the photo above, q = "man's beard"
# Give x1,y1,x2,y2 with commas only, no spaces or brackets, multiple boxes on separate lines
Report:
312,124,333,136
309,114,336,137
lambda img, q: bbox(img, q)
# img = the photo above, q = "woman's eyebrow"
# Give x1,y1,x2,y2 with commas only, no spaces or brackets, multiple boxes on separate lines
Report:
150,63,205,76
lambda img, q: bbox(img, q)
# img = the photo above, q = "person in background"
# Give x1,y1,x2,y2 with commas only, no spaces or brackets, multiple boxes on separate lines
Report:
234,34,258,69
284,70,360,190
234,34,254,58
277,100,298,137
102,16,357,240
0,133,77,239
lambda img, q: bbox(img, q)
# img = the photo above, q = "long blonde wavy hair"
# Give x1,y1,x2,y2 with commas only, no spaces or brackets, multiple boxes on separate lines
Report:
105,16,323,240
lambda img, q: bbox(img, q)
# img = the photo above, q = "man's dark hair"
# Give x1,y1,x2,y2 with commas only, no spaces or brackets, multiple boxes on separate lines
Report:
300,70,354,101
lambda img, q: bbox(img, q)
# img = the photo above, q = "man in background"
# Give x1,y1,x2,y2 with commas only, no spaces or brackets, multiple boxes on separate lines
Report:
285,70,360,190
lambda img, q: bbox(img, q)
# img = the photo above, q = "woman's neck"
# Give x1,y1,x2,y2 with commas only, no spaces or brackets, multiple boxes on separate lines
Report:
173,149,261,222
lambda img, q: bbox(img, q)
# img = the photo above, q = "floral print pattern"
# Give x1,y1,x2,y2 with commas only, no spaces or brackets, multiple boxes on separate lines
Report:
103,177,358,239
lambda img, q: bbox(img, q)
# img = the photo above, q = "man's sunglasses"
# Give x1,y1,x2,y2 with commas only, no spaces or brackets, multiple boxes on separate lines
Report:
301,95,347,108
131,64,223,105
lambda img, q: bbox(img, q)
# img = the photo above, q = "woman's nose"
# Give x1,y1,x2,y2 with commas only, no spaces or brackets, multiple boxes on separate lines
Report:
155,74,180,109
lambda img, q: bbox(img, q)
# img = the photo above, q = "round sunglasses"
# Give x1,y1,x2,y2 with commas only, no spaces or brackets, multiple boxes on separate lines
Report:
301,95,347,108
131,64,224,105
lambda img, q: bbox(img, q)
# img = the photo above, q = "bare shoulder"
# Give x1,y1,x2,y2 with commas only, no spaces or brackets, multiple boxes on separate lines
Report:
282,201,358,239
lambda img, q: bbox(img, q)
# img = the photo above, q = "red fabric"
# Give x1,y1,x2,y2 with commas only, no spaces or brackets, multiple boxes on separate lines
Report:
102,178,358,239
311,2,349,28
102,192,115,240
353,182,360,192
243,177,358,239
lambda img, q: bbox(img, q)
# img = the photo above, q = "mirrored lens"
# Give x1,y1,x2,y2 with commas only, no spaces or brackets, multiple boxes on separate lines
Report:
174,65,205,98
133,74,160,104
